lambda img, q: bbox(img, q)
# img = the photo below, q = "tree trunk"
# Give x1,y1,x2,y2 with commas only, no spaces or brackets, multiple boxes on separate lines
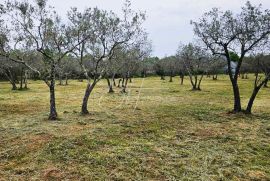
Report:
81,83,91,115
81,82,96,114
246,86,263,114
161,75,165,80
192,82,197,90
59,74,63,85
113,75,116,86
191,75,198,90
24,71,28,89
180,75,184,85
226,55,242,113
213,75,218,80
48,65,57,120
109,85,114,93
49,81,57,120
11,81,17,90
129,78,132,83
107,78,114,93
20,67,24,90
143,70,147,78
118,79,122,88
65,74,68,85
5,69,17,90
231,80,242,112
169,75,173,82
197,74,204,91
122,77,129,93
246,87,259,114
122,77,125,87
246,76,268,114
188,73,203,91
264,79,268,88
188,74,196,90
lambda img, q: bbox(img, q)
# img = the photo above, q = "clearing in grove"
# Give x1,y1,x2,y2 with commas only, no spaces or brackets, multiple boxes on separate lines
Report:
0,75,269,180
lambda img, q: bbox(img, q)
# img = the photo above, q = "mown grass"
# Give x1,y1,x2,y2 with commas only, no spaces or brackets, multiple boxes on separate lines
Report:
0,75,269,180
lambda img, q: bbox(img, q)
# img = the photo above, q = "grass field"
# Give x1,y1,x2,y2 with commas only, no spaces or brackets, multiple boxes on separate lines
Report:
0,75,270,180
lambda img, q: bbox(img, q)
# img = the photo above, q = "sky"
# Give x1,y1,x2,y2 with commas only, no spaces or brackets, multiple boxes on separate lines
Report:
45,0,270,58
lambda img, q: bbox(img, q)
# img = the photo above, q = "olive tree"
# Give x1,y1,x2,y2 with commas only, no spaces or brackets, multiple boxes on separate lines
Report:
56,55,79,86
4,0,88,120
154,58,166,80
0,6,41,90
0,52,37,90
177,43,209,91
68,1,146,114
244,50,270,113
175,57,186,85
192,1,270,113
162,56,178,82
0,57,20,90
117,37,151,93
140,57,158,78
104,49,123,93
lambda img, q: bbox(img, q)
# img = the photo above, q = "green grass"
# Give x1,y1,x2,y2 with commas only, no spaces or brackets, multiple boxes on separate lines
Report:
0,75,269,180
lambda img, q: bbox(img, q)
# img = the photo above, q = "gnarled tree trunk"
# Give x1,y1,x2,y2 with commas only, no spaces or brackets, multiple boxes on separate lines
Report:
81,81,97,115
106,78,114,93
231,79,242,112
246,75,269,114
226,55,242,113
4,68,17,90
188,73,204,91
246,87,260,114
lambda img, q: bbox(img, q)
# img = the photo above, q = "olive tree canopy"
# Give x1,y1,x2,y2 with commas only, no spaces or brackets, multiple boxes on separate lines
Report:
192,1,270,113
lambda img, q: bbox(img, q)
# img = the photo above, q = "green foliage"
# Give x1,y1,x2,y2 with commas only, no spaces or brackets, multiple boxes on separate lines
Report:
229,52,240,62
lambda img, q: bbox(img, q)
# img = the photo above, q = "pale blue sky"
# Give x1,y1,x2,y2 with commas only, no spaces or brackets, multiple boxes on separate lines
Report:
36,0,270,57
